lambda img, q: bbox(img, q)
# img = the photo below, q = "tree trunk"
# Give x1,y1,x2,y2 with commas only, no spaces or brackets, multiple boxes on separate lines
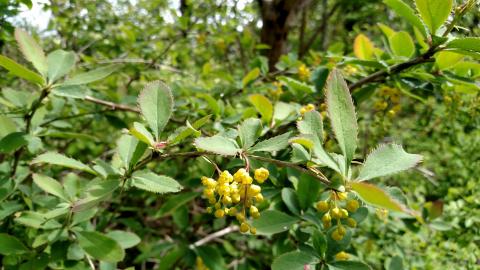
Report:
258,0,310,71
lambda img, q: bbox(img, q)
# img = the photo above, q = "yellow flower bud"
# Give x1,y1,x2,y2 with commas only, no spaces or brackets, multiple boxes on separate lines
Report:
346,199,359,213
316,201,329,212
331,207,342,219
222,196,232,205
232,193,241,203
233,168,248,183
335,251,349,261
228,207,237,216
337,192,348,201
254,193,264,203
323,220,331,229
203,188,214,197
208,197,216,204
214,202,221,209
250,227,257,235
254,168,269,183
347,218,357,228
337,226,346,236
214,209,225,218
242,176,253,185
240,222,250,233
341,209,349,218
322,213,331,223
248,184,261,196
206,207,212,213
236,213,245,222
331,230,343,241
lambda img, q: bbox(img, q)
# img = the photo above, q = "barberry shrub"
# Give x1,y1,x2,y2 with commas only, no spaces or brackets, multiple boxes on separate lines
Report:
0,0,479,269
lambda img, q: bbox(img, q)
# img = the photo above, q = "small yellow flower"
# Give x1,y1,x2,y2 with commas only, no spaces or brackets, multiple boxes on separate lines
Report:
240,222,250,233
254,168,269,183
316,201,329,212
298,64,311,81
335,251,349,261
346,199,359,213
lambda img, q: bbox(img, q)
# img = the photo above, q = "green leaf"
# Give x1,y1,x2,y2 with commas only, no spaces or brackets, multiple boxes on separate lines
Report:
446,37,480,53
242,67,261,87
415,0,452,35
249,132,292,153
353,34,375,60
0,115,17,138
0,233,29,255
278,76,315,94
168,115,211,144
378,23,396,38
76,231,125,263
51,85,88,99
138,81,174,141
158,247,186,270
72,179,120,212
281,188,301,216
0,55,45,84
0,132,28,153
47,50,76,83
298,110,323,144
194,135,240,156
328,261,372,270
350,182,409,213
325,69,358,170
297,174,322,210
356,144,422,181
248,94,273,123
251,210,299,235
383,0,427,36
238,118,262,149
312,230,327,257
387,255,404,270
117,134,148,170
435,51,464,70
130,122,155,146
196,246,226,270
157,192,199,217
32,174,70,202
131,171,182,194
106,231,141,249
32,152,96,175
15,28,48,76
15,211,61,229
63,65,118,85
271,251,319,270
389,31,415,58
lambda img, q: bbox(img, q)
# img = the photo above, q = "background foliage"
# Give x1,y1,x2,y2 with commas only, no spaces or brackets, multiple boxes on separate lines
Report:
0,0,479,269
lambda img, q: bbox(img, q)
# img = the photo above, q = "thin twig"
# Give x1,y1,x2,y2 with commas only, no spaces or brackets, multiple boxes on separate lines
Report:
189,225,239,248
84,95,140,113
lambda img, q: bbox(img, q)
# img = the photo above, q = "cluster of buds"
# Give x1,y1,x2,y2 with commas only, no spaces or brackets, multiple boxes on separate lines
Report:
201,167,270,234
316,190,360,241
300,103,315,115
298,63,311,81
343,65,358,76
375,86,401,117
270,81,284,99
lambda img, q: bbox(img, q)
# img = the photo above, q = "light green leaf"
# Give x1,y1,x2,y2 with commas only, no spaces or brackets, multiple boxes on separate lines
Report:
117,134,148,170
0,115,17,138
328,261,372,270
271,251,318,270
157,192,199,217
51,85,88,99
15,211,61,229
238,118,262,149
378,23,396,38
131,171,183,194
357,144,423,181
32,174,70,202
297,174,323,210
168,115,211,144
354,34,375,60
15,28,48,76
298,110,323,144
32,152,96,175
389,31,415,58
0,132,28,153
72,179,120,212
289,136,315,150
350,182,408,213
77,231,125,262
446,37,480,53
249,132,292,153
138,81,174,141
63,65,118,85
278,76,315,94
248,94,273,123
383,0,427,36
0,55,45,85
242,67,260,87
415,0,453,35
129,122,155,146
435,51,464,70
251,210,299,235
194,135,240,156
0,233,29,255
47,50,76,83
325,69,357,171
106,231,141,249
387,256,404,270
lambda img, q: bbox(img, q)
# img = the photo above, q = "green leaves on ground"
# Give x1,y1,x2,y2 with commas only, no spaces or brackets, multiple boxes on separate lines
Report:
415,0,452,35
195,135,240,156
76,231,125,262
325,69,357,171
356,144,423,181
32,152,96,175
271,251,319,270
131,171,182,194
138,81,174,141
251,210,298,235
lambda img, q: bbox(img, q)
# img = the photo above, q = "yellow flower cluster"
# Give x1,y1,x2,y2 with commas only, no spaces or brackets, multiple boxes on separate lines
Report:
375,86,401,117
298,64,311,81
300,103,315,115
201,167,269,234
343,65,358,75
335,251,350,261
316,191,360,241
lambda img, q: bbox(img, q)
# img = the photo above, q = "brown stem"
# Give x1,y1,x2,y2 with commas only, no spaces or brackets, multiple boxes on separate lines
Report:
84,95,140,113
